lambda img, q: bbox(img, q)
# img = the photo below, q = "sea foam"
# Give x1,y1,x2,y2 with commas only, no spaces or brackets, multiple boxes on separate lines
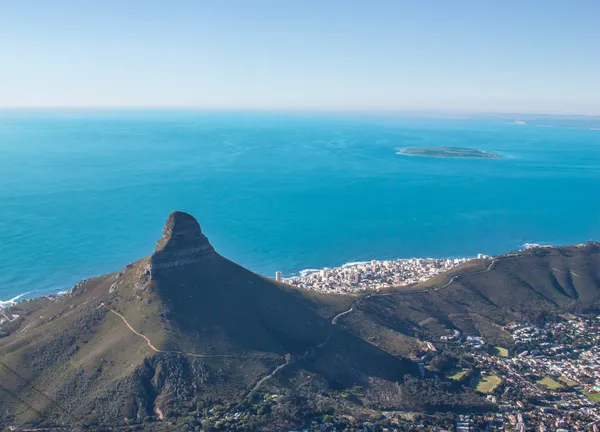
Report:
522,243,554,250
0,292,31,309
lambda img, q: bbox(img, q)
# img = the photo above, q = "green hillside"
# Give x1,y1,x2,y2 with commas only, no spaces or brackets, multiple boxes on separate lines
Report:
344,244,600,357
0,212,414,430
0,212,598,430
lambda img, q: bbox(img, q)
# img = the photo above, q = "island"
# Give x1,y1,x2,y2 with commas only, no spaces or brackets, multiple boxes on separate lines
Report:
397,146,501,159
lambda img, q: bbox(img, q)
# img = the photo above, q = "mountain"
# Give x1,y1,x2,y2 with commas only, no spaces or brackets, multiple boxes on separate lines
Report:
0,212,418,430
0,212,598,431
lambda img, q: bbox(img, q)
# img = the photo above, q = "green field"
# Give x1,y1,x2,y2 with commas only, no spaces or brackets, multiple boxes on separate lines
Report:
476,375,501,393
494,347,509,357
558,376,578,387
584,392,600,403
536,377,563,390
449,369,469,380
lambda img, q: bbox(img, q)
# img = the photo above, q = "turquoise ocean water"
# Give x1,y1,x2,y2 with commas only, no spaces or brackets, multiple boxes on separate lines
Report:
1,111,599,303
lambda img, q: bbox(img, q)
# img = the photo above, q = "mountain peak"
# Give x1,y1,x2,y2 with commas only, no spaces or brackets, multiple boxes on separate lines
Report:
150,211,215,275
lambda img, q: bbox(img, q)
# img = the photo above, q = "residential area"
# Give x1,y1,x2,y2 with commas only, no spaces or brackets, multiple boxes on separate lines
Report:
283,257,477,293
431,315,600,431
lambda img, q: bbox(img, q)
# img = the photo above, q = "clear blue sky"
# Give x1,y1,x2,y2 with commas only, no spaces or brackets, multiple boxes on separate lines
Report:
1,0,599,113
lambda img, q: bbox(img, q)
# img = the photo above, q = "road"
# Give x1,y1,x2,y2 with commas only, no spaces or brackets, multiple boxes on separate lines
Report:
331,306,353,324
440,258,498,290
318,257,503,330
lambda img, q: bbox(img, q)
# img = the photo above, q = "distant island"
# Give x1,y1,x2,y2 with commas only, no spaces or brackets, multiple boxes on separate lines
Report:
397,146,501,159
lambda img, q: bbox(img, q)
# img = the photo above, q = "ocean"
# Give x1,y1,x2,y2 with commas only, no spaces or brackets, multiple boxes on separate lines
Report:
1,110,599,303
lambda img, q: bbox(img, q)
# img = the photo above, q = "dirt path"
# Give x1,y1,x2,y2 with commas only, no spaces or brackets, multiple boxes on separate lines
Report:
101,257,506,396
331,306,353,324
249,295,367,393
550,267,581,277
99,303,278,359
248,357,292,393
439,258,499,290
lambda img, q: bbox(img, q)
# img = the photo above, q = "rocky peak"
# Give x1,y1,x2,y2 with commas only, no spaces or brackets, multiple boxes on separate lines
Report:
150,211,215,276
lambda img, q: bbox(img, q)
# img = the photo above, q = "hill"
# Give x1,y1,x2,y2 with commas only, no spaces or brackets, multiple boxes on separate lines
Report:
343,243,600,355
0,212,421,430
1,213,598,430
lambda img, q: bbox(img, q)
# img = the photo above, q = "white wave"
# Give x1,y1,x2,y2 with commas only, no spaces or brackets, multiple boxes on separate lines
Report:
341,261,368,268
522,243,554,250
298,268,321,278
590,128,600,131
501,121,527,126
0,291,32,309
296,260,372,277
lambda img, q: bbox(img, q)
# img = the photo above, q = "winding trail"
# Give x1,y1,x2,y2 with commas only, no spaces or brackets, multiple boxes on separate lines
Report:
550,267,580,277
321,257,502,327
250,295,365,393
248,357,292,393
101,256,509,397
331,306,353,324
440,258,498,290
99,303,279,360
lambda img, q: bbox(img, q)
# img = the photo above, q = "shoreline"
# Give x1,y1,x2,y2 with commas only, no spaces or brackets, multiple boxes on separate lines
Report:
288,241,554,279
292,256,469,279
0,292,33,310
0,242,577,308
282,256,483,294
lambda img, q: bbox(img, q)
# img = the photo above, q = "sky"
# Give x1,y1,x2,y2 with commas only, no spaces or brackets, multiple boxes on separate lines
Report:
1,0,599,114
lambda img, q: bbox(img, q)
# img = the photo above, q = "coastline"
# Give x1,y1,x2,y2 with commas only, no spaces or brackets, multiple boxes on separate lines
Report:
1,255,479,307
282,255,481,293
292,256,469,279
0,292,32,310
287,241,554,280
1,242,587,308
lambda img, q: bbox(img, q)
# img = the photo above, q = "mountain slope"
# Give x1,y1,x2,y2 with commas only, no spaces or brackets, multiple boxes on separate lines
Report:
1,212,598,430
343,243,600,356
0,212,414,429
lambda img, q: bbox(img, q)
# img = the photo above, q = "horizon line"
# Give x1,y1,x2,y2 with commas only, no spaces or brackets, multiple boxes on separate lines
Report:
1,106,600,118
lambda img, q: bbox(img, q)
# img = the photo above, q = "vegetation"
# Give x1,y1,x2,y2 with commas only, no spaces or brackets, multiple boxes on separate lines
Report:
536,377,563,390
476,375,501,394
494,346,509,357
347,243,600,359
558,376,579,387
583,392,600,403
0,211,598,430
449,369,469,380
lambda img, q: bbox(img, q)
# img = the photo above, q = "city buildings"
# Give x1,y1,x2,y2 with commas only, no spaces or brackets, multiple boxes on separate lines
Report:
282,257,480,293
